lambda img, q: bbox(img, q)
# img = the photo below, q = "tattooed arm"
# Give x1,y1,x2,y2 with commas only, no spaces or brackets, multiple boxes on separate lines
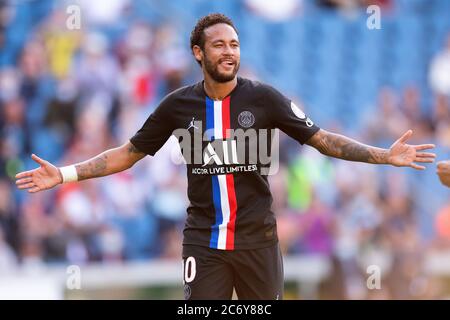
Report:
305,129,389,164
15,141,146,193
74,141,146,181
306,129,436,169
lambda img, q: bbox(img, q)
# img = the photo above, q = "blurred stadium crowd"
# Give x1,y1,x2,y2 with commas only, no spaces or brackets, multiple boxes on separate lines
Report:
1,0,450,299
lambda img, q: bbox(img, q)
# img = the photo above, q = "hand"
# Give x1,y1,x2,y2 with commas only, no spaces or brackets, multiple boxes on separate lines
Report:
387,130,436,170
15,154,63,193
437,160,450,187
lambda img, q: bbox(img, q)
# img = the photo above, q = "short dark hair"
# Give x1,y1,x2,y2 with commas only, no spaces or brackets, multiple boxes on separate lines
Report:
190,13,238,65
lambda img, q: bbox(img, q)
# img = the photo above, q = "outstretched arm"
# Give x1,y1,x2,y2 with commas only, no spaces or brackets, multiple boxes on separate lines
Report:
306,129,435,170
15,141,146,193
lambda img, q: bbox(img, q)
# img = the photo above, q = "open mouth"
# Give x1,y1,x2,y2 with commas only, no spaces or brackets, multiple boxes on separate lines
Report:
220,59,235,68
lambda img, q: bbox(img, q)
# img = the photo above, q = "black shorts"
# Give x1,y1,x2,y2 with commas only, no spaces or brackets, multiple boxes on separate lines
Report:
182,243,284,300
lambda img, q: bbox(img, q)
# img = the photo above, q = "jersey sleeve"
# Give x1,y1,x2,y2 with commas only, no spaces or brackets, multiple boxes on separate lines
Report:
129,93,176,156
263,85,320,145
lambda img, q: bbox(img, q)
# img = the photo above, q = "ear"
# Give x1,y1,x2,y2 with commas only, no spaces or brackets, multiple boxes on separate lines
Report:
192,45,203,64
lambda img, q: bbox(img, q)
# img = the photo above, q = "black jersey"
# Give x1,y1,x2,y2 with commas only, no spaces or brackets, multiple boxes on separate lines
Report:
130,77,320,250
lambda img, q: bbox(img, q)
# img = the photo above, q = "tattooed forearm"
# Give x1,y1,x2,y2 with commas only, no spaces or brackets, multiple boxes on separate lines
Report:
340,143,372,162
75,154,108,181
306,129,388,164
70,142,144,181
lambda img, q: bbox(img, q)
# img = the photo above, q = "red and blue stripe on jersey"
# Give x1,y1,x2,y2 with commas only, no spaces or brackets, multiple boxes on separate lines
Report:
205,96,237,250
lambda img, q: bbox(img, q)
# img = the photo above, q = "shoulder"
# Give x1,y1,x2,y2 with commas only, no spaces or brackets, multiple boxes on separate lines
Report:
238,77,287,101
162,83,199,102
155,83,201,113
238,77,271,92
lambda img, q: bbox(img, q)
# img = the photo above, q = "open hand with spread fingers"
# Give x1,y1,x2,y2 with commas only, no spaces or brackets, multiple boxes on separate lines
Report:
387,130,436,170
15,154,63,193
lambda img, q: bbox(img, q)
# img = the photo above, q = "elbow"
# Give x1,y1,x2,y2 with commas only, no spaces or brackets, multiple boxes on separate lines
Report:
315,146,327,156
312,144,329,157
128,161,138,170
124,158,137,170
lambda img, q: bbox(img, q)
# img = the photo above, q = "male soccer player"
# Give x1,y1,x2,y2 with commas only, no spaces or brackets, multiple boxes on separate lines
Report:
16,14,436,299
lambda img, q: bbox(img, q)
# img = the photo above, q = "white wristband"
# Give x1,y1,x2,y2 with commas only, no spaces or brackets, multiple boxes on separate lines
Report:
60,165,78,183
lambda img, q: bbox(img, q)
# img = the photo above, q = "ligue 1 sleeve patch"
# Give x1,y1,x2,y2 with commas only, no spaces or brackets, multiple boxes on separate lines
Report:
291,101,314,127
290,101,306,119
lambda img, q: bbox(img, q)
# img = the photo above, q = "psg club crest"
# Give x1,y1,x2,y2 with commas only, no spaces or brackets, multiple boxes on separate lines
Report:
238,111,255,128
